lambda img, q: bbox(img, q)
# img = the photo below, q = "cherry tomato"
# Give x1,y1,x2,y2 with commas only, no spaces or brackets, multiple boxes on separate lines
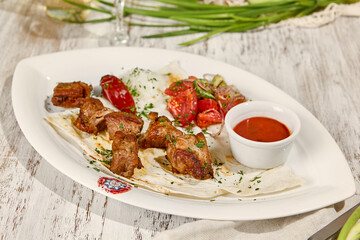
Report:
167,88,198,127
198,99,219,112
196,109,222,129
100,75,136,114
164,80,194,97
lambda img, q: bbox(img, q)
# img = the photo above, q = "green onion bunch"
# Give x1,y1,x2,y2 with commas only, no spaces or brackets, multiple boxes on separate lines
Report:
65,0,359,46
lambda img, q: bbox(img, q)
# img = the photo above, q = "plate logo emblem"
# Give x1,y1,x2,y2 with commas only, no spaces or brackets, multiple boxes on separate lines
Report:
97,177,132,194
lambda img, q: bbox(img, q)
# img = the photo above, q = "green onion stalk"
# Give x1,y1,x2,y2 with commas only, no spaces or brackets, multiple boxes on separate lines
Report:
338,206,360,240
64,0,360,45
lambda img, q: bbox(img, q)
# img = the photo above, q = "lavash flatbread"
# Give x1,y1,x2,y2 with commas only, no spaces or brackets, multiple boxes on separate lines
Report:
45,63,304,199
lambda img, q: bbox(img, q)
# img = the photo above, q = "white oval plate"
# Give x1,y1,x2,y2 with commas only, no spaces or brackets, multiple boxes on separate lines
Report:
12,47,355,220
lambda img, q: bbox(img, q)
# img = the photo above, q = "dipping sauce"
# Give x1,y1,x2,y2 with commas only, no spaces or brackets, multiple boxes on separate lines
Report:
233,117,290,142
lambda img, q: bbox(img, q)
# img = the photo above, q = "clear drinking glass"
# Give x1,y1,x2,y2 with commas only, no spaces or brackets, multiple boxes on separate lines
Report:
99,0,129,46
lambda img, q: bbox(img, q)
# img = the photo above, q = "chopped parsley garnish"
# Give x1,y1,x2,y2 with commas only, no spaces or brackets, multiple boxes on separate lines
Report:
213,158,224,166
130,88,140,97
93,167,100,172
137,111,149,119
185,127,194,134
130,67,141,77
144,103,154,110
136,103,154,119
165,134,177,146
98,159,111,165
172,119,180,126
201,129,210,135
250,176,261,182
196,140,206,148
95,147,113,162
203,162,208,170
119,123,124,130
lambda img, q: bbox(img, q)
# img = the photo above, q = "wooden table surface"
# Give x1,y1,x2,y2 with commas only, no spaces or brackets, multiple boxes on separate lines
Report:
1,0,360,239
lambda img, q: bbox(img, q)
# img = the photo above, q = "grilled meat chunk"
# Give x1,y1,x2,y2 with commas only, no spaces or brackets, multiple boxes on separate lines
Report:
104,112,144,140
166,133,213,180
138,112,183,149
74,98,113,134
110,131,142,178
51,81,92,108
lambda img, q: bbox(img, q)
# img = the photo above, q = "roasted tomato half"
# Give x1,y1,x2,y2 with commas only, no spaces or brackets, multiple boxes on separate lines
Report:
196,109,222,129
198,99,219,112
164,80,194,97
167,88,198,127
100,75,136,114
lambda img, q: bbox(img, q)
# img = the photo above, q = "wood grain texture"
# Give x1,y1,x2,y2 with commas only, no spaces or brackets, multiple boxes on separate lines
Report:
1,0,360,239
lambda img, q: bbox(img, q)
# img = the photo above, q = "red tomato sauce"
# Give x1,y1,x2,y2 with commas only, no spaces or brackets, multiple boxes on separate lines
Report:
233,117,290,142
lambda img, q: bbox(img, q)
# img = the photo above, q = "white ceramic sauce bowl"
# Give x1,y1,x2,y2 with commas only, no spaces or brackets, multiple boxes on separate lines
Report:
224,101,301,169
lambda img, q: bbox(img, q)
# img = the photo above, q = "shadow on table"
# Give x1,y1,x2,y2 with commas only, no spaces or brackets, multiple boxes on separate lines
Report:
1,74,345,236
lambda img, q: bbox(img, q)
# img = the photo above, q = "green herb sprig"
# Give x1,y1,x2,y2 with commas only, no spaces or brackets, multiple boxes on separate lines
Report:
63,0,360,45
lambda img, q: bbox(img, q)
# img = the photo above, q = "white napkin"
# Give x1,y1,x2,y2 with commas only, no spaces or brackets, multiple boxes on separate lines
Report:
153,196,360,240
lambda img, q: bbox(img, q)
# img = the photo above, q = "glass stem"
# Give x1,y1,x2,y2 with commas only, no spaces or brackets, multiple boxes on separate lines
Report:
114,0,126,35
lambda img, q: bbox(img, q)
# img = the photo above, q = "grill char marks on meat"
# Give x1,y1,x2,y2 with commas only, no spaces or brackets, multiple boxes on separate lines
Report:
110,131,143,178
52,81,93,108
74,98,113,134
104,112,144,140
138,112,183,149
166,132,213,180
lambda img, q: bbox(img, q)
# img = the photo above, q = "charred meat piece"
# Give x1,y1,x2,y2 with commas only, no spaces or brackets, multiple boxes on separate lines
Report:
104,112,144,140
138,112,183,149
74,98,113,134
166,133,213,180
110,131,142,178
51,81,93,108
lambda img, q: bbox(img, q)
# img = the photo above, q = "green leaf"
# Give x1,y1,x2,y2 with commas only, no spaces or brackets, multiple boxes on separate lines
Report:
338,206,360,240
346,222,360,240
143,29,199,38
